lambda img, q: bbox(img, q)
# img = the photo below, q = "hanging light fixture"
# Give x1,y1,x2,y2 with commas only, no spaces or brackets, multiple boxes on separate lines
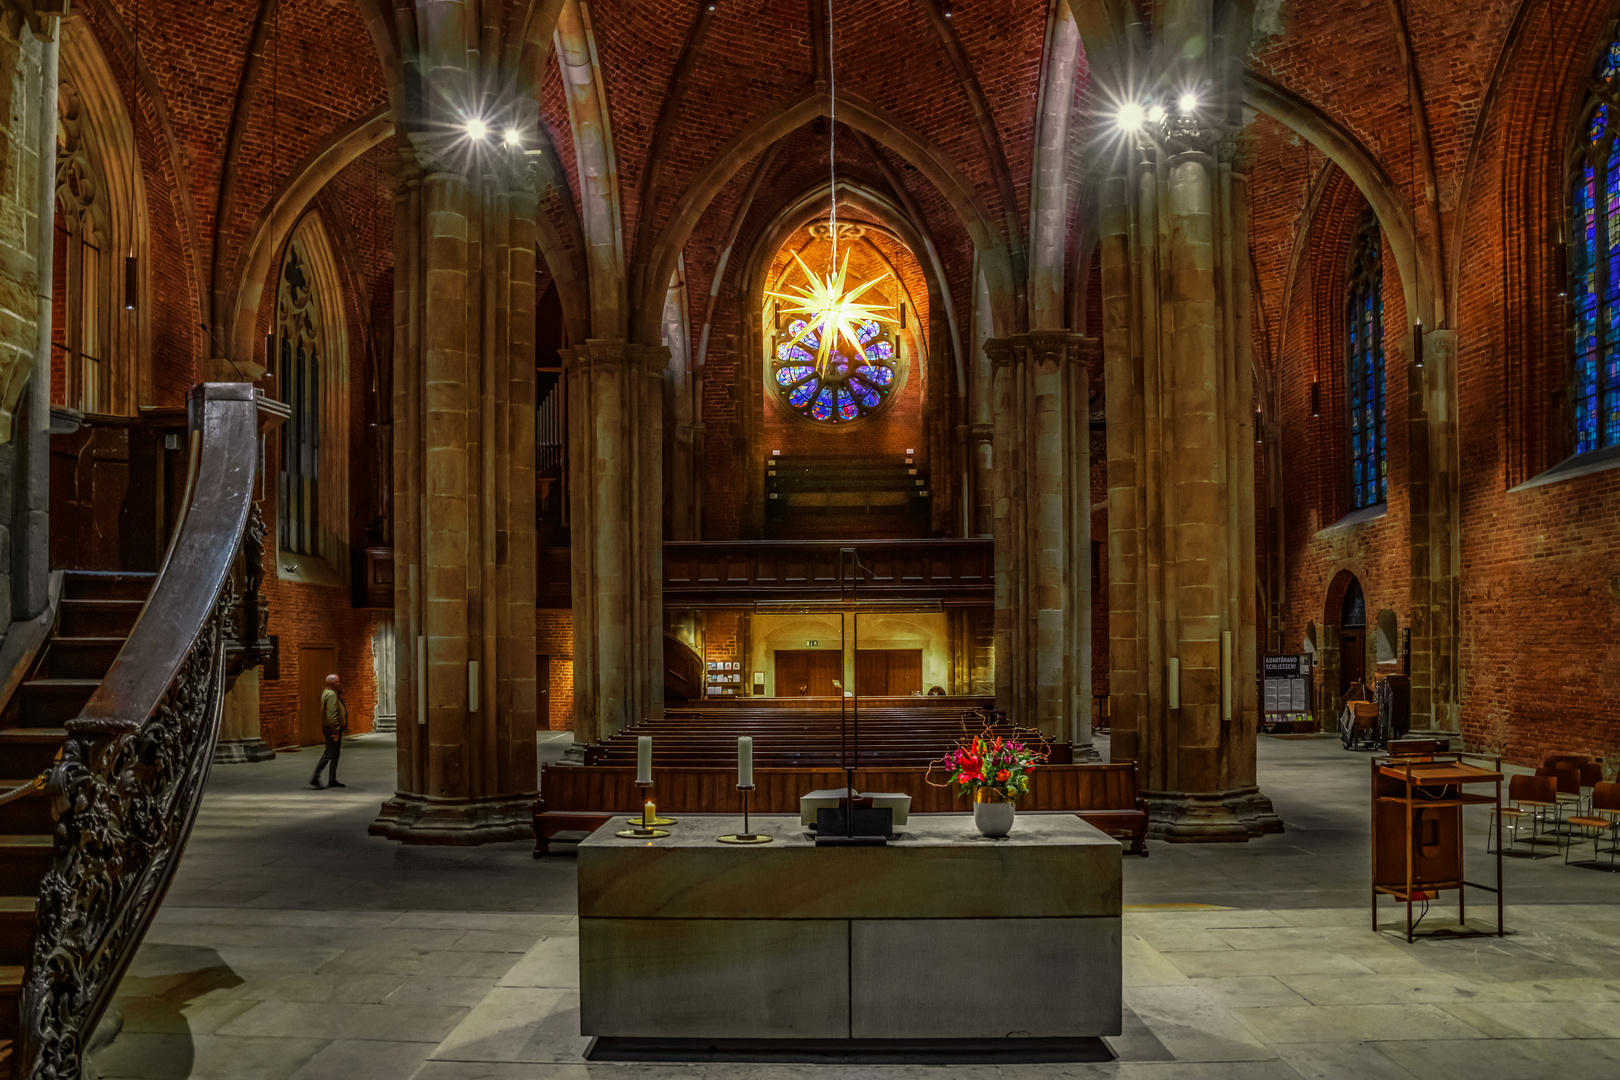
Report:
1412,320,1424,369
1310,380,1321,417
125,0,141,311
766,0,895,378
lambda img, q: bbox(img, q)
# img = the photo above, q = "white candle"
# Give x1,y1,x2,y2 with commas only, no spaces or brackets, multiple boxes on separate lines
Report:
738,736,754,788
636,736,652,784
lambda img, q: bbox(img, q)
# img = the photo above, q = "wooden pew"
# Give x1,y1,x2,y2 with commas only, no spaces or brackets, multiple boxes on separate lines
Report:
533,762,1148,857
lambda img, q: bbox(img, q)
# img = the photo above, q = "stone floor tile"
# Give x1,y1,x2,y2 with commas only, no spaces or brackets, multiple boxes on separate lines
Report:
1278,971,1531,1006
288,1038,439,1080
193,970,407,1004
387,975,512,1008
1228,1004,1490,1044
431,987,591,1064
1186,977,1312,1009
1130,928,1234,953
453,929,548,953
92,1033,330,1080
216,999,470,1043
1121,986,1276,1062
1374,1038,1620,1080
1435,1000,1620,1038
115,993,261,1036
498,935,580,989
413,1065,705,1080
1157,949,1376,980
1120,936,1192,989
1271,1042,1419,1080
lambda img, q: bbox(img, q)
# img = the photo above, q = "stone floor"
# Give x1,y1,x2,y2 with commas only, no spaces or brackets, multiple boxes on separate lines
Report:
91,732,1620,1080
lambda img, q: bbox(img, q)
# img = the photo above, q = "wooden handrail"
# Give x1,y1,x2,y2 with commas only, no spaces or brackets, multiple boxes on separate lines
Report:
21,383,283,1079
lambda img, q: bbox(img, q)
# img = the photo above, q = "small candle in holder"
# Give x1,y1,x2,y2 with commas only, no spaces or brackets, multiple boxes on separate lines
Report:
636,735,652,784
738,735,754,788
644,800,656,822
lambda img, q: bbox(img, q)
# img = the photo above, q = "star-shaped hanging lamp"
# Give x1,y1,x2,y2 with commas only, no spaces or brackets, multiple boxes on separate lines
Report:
768,249,896,376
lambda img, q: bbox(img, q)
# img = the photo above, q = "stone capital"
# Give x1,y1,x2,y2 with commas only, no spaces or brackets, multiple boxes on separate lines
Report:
968,422,994,445
983,337,1015,371
1008,330,1093,369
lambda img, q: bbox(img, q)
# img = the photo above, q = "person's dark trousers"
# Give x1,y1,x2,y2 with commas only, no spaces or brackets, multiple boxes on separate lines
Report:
311,733,342,786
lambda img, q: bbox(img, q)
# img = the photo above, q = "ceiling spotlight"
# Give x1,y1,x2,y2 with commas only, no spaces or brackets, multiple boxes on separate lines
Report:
465,117,489,141
1178,92,1198,114
1116,102,1145,131
1146,103,1166,124
942,2,954,16
503,128,522,148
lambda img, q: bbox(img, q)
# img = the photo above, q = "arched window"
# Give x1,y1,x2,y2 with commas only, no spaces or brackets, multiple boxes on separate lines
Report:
273,217,350,584
51,19,147,416
1568,34,1620,455
1345,211,1386,509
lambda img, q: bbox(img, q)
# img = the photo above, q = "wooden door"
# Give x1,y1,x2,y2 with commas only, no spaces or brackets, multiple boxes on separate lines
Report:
855,649,923,696
299,645,337,747
1339,631,1365,696
776,650,841,696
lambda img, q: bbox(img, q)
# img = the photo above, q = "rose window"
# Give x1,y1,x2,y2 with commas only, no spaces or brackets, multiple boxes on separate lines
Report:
773,319,896,423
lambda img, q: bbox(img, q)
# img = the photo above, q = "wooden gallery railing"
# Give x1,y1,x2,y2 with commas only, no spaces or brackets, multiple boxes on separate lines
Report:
20,383,283,1079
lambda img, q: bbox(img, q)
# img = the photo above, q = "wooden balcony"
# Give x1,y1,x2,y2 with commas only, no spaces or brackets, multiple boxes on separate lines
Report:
662,538,992,605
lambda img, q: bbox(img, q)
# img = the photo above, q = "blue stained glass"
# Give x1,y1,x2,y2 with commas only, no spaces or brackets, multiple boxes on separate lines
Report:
857,364,893,387
837,389,858,419
776,342,814,364
1594,105,1610,144
810,387,836,420
777,364,815,387
856,320,880,344
1606,40,1620,78
789,379,820,407
1572,133,1620,454
849,378,881,408
866,340,894,360
1345,211,1385,508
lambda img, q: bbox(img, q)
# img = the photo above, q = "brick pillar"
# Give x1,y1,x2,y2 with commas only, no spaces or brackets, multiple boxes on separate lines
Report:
373,154,539,844
1101,116,1279,841
562,339,668,744
988,331,1095,756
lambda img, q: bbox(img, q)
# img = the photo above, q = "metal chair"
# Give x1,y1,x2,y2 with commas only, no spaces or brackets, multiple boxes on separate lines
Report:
1538,765,1584,840
1565,780,1620,871
1578,762,1604,812
1488,773,1558,857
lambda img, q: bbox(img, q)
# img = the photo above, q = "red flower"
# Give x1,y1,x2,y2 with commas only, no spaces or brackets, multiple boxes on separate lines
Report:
996,769,1010,782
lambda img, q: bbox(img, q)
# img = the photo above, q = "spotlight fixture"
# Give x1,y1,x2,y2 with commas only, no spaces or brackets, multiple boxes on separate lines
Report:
1146,103,1166,124
1177,92,1198,114
503,128,522,148
1554,240,1569,297
1254,410,1264,442
465,117,489,141
942,1,953,18
1116,102,1146,131
1310,380,1321,418
124,254,138,310
1412,321,1425,369
706,1,716,10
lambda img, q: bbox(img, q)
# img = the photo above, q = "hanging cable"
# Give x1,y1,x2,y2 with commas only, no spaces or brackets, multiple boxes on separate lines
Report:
827,0,838,263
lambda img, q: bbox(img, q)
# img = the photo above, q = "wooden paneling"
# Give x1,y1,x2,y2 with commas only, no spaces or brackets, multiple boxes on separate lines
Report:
776,650,841,697
298,645,337,747
855,649,922,696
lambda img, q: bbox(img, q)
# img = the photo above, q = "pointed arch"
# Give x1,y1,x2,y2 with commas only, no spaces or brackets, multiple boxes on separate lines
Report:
53,14,149,416
273,211,352,586
633,88,1016,346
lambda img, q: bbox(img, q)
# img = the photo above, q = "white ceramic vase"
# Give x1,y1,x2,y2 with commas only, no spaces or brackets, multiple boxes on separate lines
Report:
972,791,1016,838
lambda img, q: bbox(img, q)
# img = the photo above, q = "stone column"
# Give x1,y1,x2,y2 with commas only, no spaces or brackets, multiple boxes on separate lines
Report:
1100,119,1279,841
563,339,667,745
968,422,994,537
1405,329,1459,735
373,151,539,844
988,331,1094,756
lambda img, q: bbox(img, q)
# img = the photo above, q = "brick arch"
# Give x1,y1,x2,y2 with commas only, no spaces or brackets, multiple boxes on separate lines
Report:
631,89,1017,348
225,109,393,369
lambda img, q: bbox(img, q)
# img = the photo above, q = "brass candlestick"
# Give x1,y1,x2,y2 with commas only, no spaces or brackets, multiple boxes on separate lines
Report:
718,784,773,844
615,780,672,838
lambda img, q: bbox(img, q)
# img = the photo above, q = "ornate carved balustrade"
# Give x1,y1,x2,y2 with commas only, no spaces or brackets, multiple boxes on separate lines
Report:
662,538,994,605
20,383,283,1079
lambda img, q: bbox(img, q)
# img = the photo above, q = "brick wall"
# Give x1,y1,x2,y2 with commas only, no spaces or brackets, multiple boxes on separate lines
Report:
537,609,574,732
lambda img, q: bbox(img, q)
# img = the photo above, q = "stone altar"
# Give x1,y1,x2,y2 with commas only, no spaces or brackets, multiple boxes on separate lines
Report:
577,813,1122,1041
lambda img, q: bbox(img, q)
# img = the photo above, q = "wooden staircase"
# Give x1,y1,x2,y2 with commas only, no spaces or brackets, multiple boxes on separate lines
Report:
0,571,153,1079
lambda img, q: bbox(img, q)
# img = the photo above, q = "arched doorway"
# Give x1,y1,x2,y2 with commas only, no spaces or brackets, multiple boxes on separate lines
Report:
1338,577,1367,696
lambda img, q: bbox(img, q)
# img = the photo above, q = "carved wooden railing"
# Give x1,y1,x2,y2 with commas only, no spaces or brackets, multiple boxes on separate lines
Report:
20,383,284,1079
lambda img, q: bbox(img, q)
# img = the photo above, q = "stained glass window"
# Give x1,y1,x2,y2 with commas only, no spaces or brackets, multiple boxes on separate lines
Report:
278,249,321,555
773,318,897,423
1345,211,1386,509
1569,33,1620,455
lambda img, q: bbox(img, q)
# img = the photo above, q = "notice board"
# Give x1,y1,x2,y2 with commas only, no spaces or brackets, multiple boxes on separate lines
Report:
1262,654,1311,716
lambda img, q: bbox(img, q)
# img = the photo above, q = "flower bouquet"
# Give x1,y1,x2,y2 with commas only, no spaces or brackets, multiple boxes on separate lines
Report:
933,730,1047,837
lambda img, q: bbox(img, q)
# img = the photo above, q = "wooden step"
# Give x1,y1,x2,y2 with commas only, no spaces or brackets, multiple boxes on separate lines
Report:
0,778,48,835
0,966,18,1074
0,837,51,896
0,730,65,780
0,898,33,969
57,599,143,638
61,570,155,602
13,680,99,726
39,637,126,680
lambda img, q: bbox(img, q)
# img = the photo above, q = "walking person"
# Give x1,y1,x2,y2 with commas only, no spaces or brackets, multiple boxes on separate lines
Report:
309,674,348,789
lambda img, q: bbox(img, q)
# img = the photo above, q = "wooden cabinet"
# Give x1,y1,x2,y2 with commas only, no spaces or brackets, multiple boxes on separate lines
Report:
1371,753,1504,941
